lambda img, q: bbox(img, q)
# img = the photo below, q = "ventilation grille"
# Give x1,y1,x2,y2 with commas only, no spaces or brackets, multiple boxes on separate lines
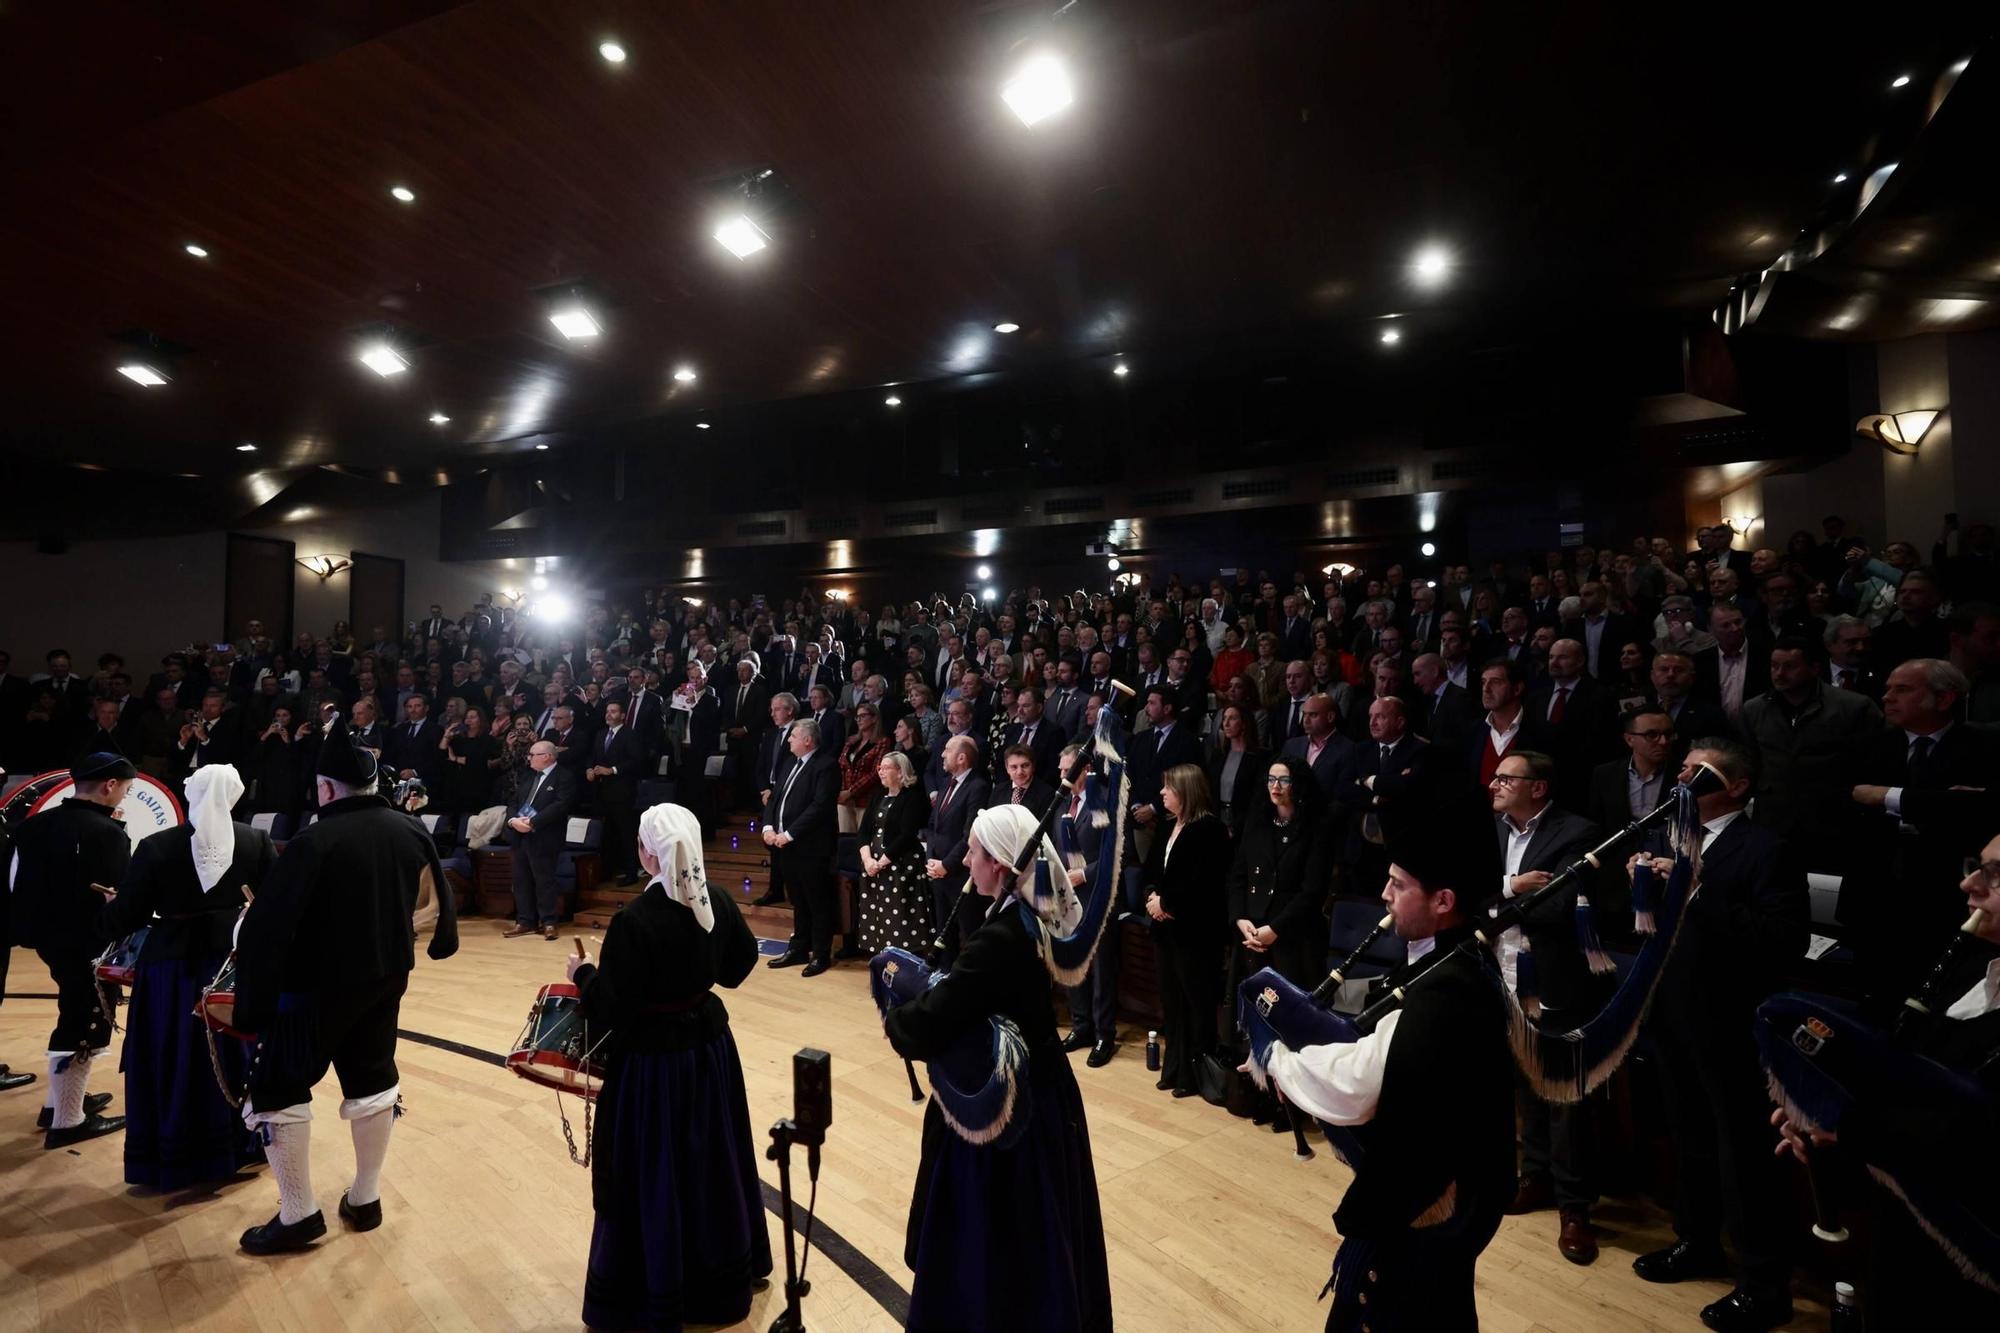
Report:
884,508,940,529
1221,477,1291,501
735,518,787,538
806,514,858,535
1131,486,1195,508
1326,466,1402,489
1044,494,1105,516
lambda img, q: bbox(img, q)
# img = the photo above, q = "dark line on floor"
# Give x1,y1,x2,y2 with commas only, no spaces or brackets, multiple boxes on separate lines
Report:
4,992,62,1000
395,1026,912,1324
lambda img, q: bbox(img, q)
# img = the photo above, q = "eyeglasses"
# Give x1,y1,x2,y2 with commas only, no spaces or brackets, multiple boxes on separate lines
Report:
1629,729,1674,740
1489,773,1531,787
1265,775,1294,786
1965,858,2000,888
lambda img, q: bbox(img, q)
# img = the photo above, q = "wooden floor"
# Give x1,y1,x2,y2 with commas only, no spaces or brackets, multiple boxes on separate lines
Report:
2,920,1834,1332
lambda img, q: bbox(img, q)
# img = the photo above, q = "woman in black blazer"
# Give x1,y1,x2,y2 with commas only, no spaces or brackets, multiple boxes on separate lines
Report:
1204,704,1270,840
1141,764,1234,1098
857,751,932,952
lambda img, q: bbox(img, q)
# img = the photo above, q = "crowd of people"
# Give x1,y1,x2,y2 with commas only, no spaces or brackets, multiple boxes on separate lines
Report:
4,510,1997,1330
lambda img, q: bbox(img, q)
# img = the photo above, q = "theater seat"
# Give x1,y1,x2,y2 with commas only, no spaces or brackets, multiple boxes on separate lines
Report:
556,817,605,908
248,811,295,842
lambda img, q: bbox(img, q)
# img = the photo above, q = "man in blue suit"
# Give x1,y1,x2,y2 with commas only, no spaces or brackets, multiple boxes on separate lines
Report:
922,735,989,965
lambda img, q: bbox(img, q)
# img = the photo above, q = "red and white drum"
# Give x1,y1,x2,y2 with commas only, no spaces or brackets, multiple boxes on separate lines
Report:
94,926,150,987
10,769,184,849
194,953,250,1039
506,982,606,1100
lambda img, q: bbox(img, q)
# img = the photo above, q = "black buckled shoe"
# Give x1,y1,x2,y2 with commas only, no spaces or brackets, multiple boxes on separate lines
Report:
1086,1039,1117,1068
37,1092,110,1129
1060,1029,1095,1054
240,1210,328,1255
0,1066,37,1092
1699,1287,1793,1332
43,1111,126,1150
1632,1240,1730,1284
339,1191,383,1232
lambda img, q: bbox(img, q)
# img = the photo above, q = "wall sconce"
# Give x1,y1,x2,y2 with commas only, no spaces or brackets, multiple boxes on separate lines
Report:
1856,410,1940,456
825,588,849,602
493,588,524,608
1321,561,1358,580
297,554,352,580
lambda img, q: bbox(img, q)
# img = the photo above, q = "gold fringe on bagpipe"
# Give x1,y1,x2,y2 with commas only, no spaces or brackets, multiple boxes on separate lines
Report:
930,1020,1029,1147
1036,765,1130,990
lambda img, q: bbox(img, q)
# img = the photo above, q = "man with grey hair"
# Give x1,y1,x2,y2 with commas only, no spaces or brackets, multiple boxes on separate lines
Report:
922,734,990,964
503,740,577,941
1820,613,1879,701
763,717,840,976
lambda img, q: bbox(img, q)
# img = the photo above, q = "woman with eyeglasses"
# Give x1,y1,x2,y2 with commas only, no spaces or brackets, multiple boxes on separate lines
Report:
1223,755,1334,1126
1141,764,1233,1100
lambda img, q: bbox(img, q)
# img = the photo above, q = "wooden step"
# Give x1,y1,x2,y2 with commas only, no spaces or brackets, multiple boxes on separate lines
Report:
575,888,792,937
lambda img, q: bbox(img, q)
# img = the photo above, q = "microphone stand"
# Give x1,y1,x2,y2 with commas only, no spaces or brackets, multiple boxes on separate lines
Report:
766,1118,819,1333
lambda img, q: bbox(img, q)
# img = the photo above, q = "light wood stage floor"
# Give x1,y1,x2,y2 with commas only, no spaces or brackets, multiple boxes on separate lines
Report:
2,926,1833,1332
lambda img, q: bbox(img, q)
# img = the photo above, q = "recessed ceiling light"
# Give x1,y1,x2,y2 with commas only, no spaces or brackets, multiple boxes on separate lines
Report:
1112,362,1129,377
1890,73,1911,88
976,564,992,580
673,366,697,382
1833,172,1849,184
549,306,602,340
713,214,769,259
993,321,1020,334
390,185,416,203
184,243,209,258
695,421,711,429
1002,53,1074,126
236,443,258,453
1379,328,1402,345
1420,541,1437,557
534,443,549,450
428,412,450,425
359,344,409,377
1410,245,1453,288
885,394,902,406
599,40,627,63
117,363,168,386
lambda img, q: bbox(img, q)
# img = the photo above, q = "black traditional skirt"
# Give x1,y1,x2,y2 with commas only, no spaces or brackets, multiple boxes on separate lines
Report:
120,953,264,1190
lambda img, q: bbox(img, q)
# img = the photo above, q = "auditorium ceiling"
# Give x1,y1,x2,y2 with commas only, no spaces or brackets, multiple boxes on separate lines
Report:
0,1,1991,496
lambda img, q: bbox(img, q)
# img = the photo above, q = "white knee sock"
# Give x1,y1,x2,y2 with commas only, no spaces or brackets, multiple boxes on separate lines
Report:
47,1049,92,1130
341,1084,400,1207
264,1120,318,1225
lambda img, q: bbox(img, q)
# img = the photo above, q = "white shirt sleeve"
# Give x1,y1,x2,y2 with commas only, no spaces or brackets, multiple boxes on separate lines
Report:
1262,1009,1403,1126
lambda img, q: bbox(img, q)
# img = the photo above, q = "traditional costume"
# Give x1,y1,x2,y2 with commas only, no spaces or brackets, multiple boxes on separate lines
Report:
884,802,1114,1332
10,752,135,1146
99,764,273,1188
572,803,772,1330
232,718,458,1253
1255,837,1515,1333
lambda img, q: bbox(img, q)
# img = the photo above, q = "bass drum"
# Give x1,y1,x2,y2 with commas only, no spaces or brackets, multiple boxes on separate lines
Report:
6,769,185,849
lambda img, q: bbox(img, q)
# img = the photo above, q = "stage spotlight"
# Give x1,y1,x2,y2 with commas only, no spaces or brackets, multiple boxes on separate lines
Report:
1112,362,1129,377
982,586,998,602
1001,53,1073,126
714,214,769,258
600,41,627,64
1379,328,1401,345
184,243,209,258
1107,557,1120,571
549,306,602,340
359,344,409,376
235,443,258,452
390,185,416,203
118,363,169,386
429,412,450,425
994,321,1020,333
673,366,697,382
975,564,992,581
1410,245,1452,288
1420,541,1436,557
885,394,903,406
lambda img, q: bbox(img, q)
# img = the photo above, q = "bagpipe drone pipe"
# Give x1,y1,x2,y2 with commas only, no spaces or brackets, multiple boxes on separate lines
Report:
1235,763,1726,1160
870,701,1134,1147
1756,907,2000,1294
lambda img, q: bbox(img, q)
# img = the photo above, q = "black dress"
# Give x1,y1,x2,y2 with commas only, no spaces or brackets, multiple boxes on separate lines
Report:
574,885,772,1331
886,903,1112,1332
100,823,275,1188
1142,814,1233,1095
253,734,305,816
858,788,929,952
439,732,499,813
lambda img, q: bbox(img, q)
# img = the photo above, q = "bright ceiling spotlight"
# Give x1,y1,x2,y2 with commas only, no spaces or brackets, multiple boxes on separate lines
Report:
673,366,697,382
1420,541,1437,557
982,586,998,602
713,214,769,259
428,411,450,425
1106,557,1120,571
599,41,627,63
994,321,1020,333
1112,362,1129,377
1379,328,1402,345
531,574,549,591
548,306,602,340
975,564,992,581
390,185,415,203
1833,172,1849,183
534,443,550,450
695,422,711,429
184,243,209,258
117,363,169,386
1002,52,1074,126
236,442,258,452
1410,245,1453,288
1890,73,1912,88
359,343,409,376
885,393,903,406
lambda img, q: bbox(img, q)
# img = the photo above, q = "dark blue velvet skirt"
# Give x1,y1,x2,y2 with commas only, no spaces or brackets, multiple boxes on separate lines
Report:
904,1045,1112,1332
120,953,264,1190
583,1026,774,1331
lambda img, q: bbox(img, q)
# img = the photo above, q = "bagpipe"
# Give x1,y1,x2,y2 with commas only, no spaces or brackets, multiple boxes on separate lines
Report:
1236,764,1725,1153
870,697,1133,1146
1756,907,2000,1293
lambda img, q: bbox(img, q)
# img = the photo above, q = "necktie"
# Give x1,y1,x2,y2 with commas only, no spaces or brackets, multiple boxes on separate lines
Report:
1837,669,1854,689
1908,734,1937,784
738,684,748,713
410,723,420,737
1550,687,1568,723
1380,744,1392,766
1022,724,1035,745
1011,787,1023,804
1290,699,1302,737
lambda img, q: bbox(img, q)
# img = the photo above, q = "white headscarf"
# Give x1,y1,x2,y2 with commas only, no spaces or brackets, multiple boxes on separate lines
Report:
969,804,1078,932
183,764,244,892
639,802,714,932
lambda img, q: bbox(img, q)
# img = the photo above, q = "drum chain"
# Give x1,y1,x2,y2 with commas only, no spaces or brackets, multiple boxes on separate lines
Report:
205,1013,245,1110
554,1021,612,1168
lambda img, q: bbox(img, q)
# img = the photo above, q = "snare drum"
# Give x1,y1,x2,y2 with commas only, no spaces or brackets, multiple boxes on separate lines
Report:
506,982,606,1099
94,927,149,988
194,953,251,1040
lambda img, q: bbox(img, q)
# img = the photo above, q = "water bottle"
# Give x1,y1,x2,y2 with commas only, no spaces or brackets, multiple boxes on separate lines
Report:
1145,1030,1161,1073
1829,1282,1862,1332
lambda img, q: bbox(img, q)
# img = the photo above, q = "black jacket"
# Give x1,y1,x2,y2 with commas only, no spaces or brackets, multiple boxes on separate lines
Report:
9,798,132,954
101,822,276,962
1652,813,1805,1030
510,763,580,848
863,788,928,861
384,718,445,785
766,746,840,855
1225,807,1334,984
924,771,989,881
233,794,457,1030
1141,813,1233,946
1489,805,1605,1014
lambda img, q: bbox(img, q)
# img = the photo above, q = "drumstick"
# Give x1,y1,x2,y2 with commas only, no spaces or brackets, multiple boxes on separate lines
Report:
574,938,587,959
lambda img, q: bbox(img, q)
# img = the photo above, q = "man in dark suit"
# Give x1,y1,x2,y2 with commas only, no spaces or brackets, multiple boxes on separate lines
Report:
1648,651,1732,753
996,688,1065,785
765,636,802,699
1279,691,1354,801
804,684,846,755
1583,707,1677,861
1043,658,1087,741
923,734,990,963
170,688,247,783
1331,696,1430,896
762,719,841,976
1631,739,1806,1331
621,666,667,767
1276,593,1313,662
503,740,578,940
1129,684,1202,828
1266,660,1315,748
585,700,644,884
988,744,1056,812
1844,657,2000,1007
1561,582,1640,680
1456,659,1553,800
419,606,450,646
38,649,92,730
79,698,135,762
1820,615,1882,704
1526,639,1614,810
1411,654,1478,748
1487,750,1607,1264
383,694,444,788
542,705,591,781
749,692,801,906
722,659,770,810
1691,605,1771,727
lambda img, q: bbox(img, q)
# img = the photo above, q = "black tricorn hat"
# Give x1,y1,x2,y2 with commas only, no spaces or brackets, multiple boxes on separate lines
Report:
316,713,379,787
71,752,138,783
